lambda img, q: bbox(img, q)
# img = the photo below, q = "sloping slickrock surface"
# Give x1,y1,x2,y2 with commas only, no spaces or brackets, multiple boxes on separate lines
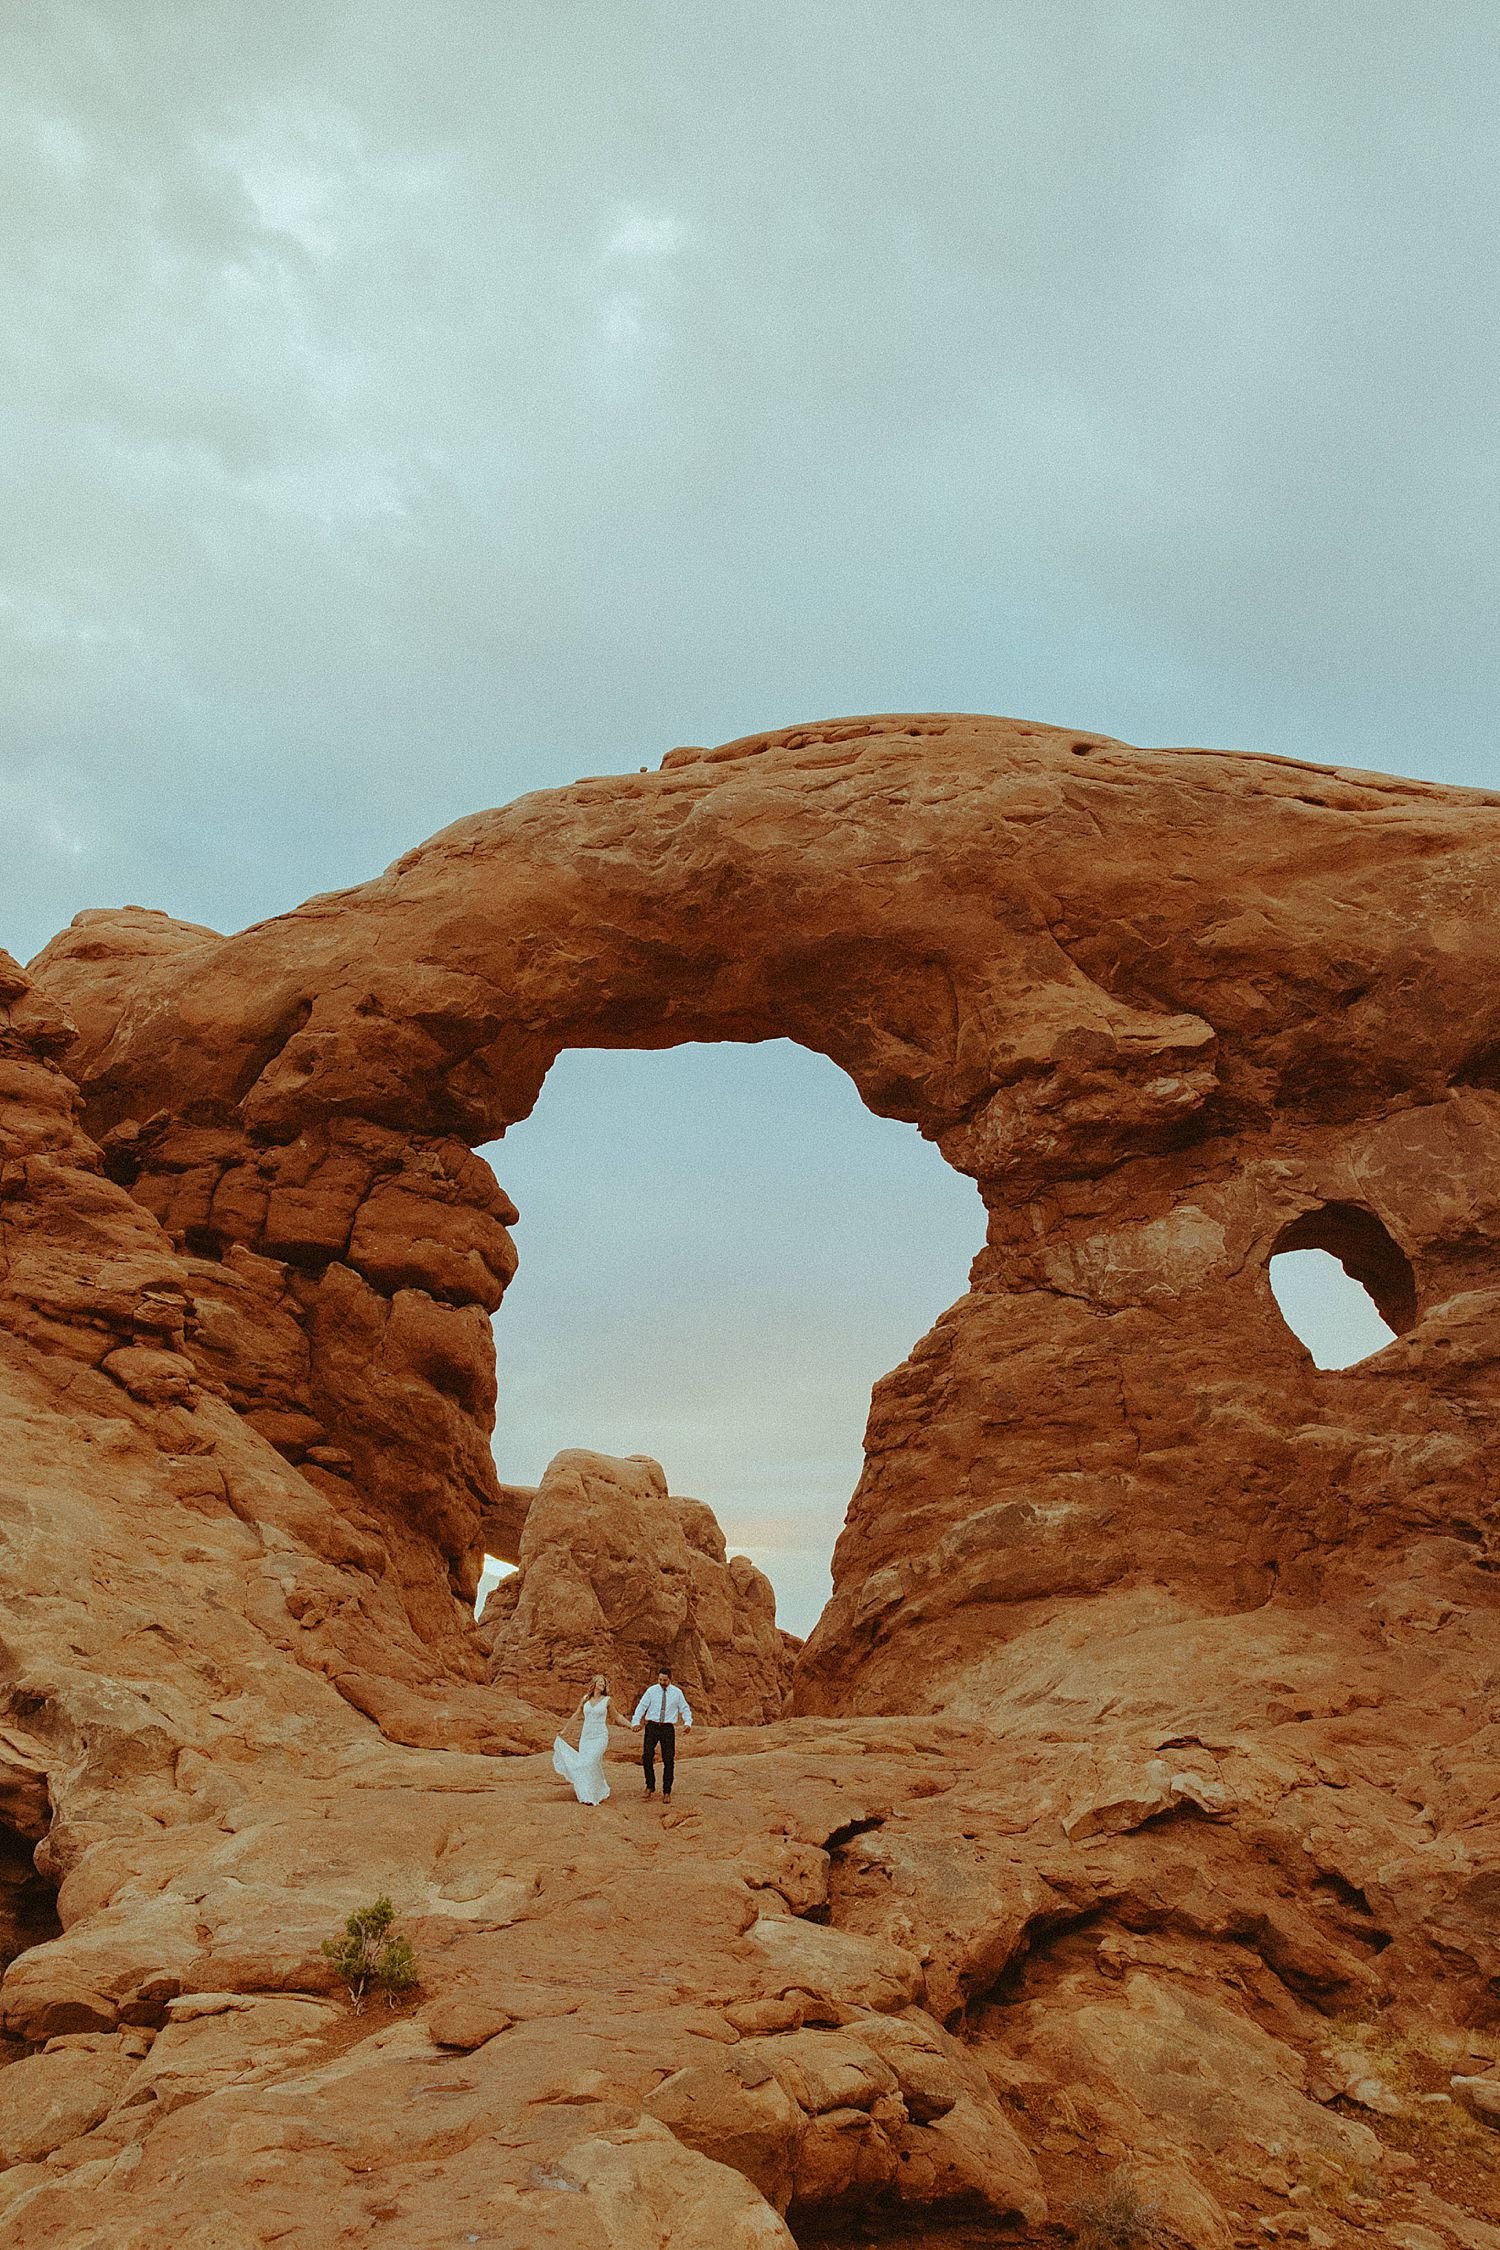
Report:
476,1449,796,1724
4,1696,1500,2245
3,713,1499,2245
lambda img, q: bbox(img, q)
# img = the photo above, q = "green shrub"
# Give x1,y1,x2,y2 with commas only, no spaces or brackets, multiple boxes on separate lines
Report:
321,1896,419,2012
1071,2167,1163,2250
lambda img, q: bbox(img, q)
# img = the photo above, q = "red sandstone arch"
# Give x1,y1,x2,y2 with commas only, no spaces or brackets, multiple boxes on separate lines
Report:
30,713,1500,1711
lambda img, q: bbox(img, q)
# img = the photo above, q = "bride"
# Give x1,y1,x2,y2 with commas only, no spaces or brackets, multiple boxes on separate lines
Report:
552,1673,613,1805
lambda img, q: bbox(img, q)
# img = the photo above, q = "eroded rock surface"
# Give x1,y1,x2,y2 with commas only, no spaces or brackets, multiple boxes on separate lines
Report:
476,1450,796,1724
3,714,1500,2246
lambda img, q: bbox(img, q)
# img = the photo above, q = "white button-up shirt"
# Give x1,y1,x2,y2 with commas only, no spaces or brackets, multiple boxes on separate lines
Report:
632,1683,693,1727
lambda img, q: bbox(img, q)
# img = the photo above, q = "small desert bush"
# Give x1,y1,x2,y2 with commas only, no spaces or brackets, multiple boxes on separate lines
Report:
321,1896,418,2012
1297,2153,1366,2212
1326,2011,1427,2089
1320,2018,1499,2173
1070,2167,1163,2250
1398,2092,1497,2160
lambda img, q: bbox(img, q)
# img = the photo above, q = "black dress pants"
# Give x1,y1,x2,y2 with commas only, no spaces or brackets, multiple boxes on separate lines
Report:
642,1720,676,1795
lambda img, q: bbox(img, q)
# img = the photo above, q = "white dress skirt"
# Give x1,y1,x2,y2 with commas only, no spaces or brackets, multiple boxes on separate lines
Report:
553,1696,611,1804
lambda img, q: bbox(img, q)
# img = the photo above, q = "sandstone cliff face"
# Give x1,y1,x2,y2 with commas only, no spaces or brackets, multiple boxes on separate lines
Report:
2,716,1498,2247
476,1450,795,1724
0,943,546,1808
54,903,524,1628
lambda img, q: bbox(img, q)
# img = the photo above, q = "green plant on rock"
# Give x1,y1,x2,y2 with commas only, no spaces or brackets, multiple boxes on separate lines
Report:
1070,2166,1164,2250
321,1896,419,2012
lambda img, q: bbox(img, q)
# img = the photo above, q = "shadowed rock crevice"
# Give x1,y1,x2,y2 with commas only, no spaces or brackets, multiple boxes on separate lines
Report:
0,1830,59,1985
0,1732,60,2015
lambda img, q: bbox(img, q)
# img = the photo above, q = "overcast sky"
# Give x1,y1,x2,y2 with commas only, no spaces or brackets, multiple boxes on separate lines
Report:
5,4,1496,1633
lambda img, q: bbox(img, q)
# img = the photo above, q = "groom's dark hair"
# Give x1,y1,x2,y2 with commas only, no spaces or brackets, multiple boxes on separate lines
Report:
658,1664,672,1677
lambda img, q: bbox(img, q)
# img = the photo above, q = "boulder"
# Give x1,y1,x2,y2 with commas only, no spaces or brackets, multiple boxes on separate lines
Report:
0,2038,136,2164
477,1450,795,1724
1452,2071,1500,2126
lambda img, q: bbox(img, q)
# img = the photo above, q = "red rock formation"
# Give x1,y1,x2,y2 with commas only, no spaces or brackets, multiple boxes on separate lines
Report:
477,1450,796,1723
58,901,524,1630
3,716,1499,2246
0,945,547,1791
32,717,1500,1723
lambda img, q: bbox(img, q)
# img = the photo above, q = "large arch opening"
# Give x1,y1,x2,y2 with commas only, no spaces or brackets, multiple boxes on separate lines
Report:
1268,1201,1416,1370
476,1040,984,1638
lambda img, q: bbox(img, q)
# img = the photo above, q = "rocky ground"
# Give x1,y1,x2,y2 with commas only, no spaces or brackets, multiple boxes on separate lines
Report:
2,1697,1498,2248
3,714,1499,2245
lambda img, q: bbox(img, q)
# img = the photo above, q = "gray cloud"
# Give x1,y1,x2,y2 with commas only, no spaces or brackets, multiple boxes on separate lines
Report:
4,2,1495,1629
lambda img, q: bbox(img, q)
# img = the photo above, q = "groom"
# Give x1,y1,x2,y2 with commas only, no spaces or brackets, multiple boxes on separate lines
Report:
631,1667,693,1801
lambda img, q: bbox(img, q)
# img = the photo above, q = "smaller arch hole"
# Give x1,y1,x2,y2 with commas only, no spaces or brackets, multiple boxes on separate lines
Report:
474,1553,517,1620
1268,1201,1414,1369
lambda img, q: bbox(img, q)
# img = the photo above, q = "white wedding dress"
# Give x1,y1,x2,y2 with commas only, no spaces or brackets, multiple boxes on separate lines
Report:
553,1696,611,1804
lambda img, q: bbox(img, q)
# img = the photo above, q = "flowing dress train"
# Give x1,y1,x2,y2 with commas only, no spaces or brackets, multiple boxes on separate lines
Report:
553,1696,611,1804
